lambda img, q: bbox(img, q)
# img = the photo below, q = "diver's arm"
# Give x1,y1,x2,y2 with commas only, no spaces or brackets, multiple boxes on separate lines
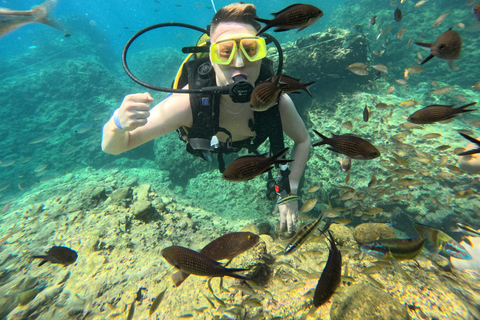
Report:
278,94,311,194
102,93,192,154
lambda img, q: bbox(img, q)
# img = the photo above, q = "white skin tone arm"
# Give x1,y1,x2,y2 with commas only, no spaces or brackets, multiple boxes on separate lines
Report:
101,92,192,154
278,94,311,194
275,93,311,233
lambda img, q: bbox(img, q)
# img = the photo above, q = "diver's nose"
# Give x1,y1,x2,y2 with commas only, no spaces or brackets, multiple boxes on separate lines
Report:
233,50,245,67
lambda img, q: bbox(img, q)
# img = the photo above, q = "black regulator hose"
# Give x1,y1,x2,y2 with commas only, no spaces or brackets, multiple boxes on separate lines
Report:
122,22,284,94
122,22,208,93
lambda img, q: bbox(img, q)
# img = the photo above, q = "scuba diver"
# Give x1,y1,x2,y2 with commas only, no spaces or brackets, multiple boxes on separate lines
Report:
101,3,311,234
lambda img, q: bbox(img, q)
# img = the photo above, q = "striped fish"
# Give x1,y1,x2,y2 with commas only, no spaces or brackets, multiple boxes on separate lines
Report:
407,102,476,124
223,147,293,182
284,213,327,254
313,130,381,160
414,223,471,260
250,75,285,111
277,193,300,205
361,234,427,260
255,4,323,35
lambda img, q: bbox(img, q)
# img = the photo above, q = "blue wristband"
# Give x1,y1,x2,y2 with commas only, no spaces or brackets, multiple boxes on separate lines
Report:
113,109,123,130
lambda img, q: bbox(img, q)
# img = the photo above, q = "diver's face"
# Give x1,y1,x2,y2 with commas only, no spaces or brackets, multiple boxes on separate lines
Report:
210,22,262,87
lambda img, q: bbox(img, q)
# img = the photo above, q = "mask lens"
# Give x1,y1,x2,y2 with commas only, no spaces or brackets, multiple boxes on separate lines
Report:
211,40,236,64
210,37,266,65
240,38,266,62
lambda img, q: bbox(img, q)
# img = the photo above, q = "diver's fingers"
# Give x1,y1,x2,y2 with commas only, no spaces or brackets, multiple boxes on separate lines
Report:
291,209,297,228
286,209,294,233
131,118,148,127
123,92,154,104
131,111,150,119
279,209,286,232
127,102,151,111
272,205,279,215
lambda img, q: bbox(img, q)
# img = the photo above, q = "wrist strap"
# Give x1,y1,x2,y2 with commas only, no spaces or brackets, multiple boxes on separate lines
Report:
113,109,123,130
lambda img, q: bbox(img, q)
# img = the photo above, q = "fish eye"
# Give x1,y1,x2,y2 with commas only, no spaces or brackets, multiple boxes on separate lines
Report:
439,44,445,50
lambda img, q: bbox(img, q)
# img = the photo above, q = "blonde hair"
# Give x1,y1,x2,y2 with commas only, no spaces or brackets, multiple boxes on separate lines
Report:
210,3,261,35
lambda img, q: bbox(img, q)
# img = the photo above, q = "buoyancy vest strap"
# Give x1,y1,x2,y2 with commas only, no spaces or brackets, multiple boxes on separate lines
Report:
253,102,285,159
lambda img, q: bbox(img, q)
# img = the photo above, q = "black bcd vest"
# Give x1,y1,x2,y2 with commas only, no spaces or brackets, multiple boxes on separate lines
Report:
176,57,285,172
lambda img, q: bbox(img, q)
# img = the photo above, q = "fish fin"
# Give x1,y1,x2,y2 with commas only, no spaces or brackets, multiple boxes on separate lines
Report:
458,148,480,156
228,272,250,281
272,4,302,16
296,26,307,32
414,42,432,48
458,131,480,148
33,0,68,34
261,165,275,175
254,23,271,36
254,17,271,24
38,259,48,267
171,271,190,287
270,147,290,161
312,130,329,147
448,60,459,71
32,255,48,266
304,81,315,97
420,54,435,65
456,102,477,114
273,27,291,32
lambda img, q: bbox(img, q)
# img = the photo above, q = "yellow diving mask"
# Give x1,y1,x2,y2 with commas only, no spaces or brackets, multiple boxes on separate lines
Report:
210,37,267,65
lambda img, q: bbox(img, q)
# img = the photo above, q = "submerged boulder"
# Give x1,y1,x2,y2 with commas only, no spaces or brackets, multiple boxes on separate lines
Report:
330,284,410,320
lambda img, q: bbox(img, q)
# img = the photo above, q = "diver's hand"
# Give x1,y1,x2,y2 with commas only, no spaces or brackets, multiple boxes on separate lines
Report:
116,93,153,131
274,201,298,233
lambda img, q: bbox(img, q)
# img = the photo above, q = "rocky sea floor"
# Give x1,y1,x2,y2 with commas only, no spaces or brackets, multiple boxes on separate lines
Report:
0,162,480,320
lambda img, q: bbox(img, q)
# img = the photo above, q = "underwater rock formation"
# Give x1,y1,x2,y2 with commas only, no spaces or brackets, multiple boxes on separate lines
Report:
330,284,410,320
282,27,370,105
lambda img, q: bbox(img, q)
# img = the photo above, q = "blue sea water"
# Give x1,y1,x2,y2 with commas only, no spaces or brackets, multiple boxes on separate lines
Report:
0,0,342,200
1,0,480,318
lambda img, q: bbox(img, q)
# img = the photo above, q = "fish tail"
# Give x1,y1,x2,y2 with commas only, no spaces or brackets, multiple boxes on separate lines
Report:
271,147,290,161
32,255,47,260
304,81,315,97
312,130,328,147
326,229,335,246
254,17,272,24
228,273,250,280
226,267,250,280
34,0,68,34
456,102,477,114
254,18,272,35
458,148,480,156
458,131,480,148
32,255,48,267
